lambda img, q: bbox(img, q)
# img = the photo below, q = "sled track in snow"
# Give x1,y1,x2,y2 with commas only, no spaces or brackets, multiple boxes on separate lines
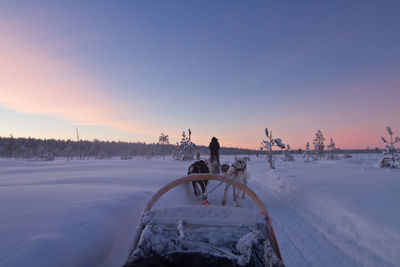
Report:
249,179,360,267
154,166,398,267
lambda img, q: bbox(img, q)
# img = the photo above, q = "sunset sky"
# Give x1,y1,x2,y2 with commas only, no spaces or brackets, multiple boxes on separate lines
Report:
1,1,399,149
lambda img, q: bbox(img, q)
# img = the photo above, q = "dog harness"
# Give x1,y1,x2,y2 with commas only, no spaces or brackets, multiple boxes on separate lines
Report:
232,160,246,172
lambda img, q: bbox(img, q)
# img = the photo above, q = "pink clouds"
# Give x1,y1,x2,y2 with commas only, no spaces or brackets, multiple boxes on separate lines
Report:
0,31,149,135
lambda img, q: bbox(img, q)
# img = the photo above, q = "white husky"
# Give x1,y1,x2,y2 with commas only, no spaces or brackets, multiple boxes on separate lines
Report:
221,156,250,207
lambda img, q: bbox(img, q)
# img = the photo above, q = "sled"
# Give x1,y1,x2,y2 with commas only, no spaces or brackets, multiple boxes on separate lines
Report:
124,174,284,267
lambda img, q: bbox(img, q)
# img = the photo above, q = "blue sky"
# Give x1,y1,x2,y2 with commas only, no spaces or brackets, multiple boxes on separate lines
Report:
1,1,399,149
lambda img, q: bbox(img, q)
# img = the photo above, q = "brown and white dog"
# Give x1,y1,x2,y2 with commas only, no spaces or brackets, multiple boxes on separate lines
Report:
187,160,210,199
221,156,251,207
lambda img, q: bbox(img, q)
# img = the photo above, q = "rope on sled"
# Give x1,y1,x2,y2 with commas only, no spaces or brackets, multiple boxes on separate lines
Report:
207,181,224,194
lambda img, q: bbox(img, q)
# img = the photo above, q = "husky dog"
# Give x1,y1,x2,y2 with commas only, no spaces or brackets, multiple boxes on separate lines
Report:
221,157,251,207
209,158,221,174
187,160,210,199
220,164,230,174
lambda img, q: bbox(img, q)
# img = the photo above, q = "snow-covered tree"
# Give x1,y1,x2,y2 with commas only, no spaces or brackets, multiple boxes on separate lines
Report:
327,138,340,160
0,134,261,161
173,129,196,161
120,145,132,160
380,126,400,168
64,140,74,160
4,134,16,158
343,151,352,158
261,128,285,169
303,142,312,163
282,144,295,161
172,142,180,160
145,145,153,160
159,133,169,160
313,129,325,159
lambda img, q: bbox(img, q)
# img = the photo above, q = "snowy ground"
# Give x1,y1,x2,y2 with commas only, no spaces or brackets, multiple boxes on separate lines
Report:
1,154,399,267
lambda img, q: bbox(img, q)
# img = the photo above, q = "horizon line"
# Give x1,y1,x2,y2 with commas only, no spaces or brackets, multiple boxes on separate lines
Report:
0,134,386,151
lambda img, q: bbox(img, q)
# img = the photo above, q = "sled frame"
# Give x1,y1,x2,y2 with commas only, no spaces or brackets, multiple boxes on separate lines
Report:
129,174,283,262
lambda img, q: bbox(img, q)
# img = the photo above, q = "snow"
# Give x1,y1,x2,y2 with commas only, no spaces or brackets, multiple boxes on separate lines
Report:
1,154,400,267
130,205,277,266
250,155,400,267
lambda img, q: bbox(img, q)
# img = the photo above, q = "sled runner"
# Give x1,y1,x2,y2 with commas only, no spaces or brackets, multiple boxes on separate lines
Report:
124,174,284,267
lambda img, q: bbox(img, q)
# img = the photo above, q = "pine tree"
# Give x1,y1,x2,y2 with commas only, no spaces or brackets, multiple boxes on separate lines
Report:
120,145,132,160
313,129,325,159
261,128,285,169
4,134,16,158
303,142,312,163
172,142,180,160
65,140,74,160
76,128,85,160
159,133,169,160
282,144,295,161
380,126,400,168
343,151,352,158
327,138,340,160
173,129,196,161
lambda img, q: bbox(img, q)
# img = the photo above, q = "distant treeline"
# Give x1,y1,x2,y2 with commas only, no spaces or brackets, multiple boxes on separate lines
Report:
279,148,382,155
0,136,261,161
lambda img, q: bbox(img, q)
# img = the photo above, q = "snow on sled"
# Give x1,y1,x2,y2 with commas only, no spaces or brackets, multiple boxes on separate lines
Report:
124,174,284,267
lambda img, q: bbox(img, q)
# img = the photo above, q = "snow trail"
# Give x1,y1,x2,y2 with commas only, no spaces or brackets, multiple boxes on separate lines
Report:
1,155,399,267
247,157,400,267
249,178,360,267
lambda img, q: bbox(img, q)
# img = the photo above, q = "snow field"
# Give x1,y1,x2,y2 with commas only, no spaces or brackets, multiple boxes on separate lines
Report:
249,154,400,266
1,154,399,267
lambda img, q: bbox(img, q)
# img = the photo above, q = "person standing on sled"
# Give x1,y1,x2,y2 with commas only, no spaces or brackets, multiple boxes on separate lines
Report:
209,137,220,166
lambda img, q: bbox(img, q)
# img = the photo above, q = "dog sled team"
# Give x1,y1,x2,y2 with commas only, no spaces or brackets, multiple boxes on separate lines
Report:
124,137,285,267
187,137,251,207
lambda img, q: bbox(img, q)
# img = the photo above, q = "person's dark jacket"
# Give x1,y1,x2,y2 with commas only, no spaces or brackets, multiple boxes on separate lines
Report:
209,138,220,154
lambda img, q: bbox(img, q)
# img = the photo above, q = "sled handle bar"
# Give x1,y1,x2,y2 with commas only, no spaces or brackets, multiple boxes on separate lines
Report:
141,174,283,262
144,174,265,212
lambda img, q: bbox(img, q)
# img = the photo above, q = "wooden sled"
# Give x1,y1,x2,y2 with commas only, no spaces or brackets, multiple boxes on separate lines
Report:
124,174,284,267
